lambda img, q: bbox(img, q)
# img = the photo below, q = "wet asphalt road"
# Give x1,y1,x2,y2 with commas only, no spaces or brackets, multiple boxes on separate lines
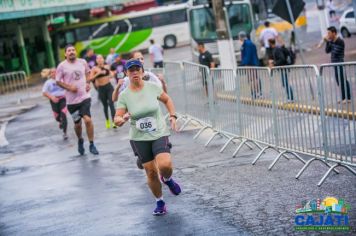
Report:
0,98,247,235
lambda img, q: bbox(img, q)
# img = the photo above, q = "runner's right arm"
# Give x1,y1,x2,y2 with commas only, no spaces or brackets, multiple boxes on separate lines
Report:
114,109,130,127
55,65,78,93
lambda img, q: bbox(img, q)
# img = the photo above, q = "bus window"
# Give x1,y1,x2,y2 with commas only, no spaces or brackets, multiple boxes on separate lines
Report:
91,22,113,39
189,8,217,41
170,9,187,24
227,4,252,39
75,27,91,41
131,16,152,31
111,20,129,34
152,12,170,27
65,31,76,45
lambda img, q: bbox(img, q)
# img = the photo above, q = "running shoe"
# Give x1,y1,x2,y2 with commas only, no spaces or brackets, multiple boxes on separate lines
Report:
63,133,68,140
160,176,181,196
89,143,99,155
152,200,166,216
105,120,111,129
112,123,117,129
78,138,85,155
136,157,144,169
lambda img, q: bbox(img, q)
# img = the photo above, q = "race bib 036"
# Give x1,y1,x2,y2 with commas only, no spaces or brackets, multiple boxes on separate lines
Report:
135,117,157,132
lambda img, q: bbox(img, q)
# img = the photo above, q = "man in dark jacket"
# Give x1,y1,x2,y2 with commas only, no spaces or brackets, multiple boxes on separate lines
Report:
198,42,215,96
324,26,351,103
268,38,294,102
239,31,262,99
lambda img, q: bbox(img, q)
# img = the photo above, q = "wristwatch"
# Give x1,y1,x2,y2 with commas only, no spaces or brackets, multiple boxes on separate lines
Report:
170,114,178,119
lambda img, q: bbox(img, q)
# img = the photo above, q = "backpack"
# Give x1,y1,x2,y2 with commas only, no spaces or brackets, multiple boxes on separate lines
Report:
282,46,296,65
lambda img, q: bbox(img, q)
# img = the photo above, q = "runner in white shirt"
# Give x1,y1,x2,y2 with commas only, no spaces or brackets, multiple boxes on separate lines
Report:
112,51,162,102
149,39,164,68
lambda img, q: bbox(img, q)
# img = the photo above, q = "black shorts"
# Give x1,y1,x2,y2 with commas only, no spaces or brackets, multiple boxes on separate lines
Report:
154,61,163,68
67,98,91,123
129,136,172,164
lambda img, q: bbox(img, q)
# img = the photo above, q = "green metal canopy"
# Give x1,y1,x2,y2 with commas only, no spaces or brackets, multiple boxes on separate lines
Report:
0,0,130,21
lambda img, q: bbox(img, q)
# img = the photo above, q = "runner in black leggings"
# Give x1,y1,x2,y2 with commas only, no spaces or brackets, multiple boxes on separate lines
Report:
42,68,68,139
89,55,116,129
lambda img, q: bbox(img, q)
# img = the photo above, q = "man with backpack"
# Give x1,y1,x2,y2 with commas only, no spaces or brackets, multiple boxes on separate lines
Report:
268,38,294,102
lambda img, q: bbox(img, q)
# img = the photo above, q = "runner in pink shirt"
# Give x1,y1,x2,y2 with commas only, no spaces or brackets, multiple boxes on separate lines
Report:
56,45,99,156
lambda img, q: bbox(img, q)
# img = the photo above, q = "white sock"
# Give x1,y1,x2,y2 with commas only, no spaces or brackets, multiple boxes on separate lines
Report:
163,176,172,182
156,197,163,202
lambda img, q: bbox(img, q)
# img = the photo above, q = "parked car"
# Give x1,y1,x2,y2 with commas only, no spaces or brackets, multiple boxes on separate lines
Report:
339,8,356,38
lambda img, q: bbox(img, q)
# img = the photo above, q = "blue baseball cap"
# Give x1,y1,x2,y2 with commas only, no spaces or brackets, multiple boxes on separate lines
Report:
125,59,143,70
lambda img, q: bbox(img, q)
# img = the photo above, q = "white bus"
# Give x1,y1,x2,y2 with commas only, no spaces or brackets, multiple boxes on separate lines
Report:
53,3,190,60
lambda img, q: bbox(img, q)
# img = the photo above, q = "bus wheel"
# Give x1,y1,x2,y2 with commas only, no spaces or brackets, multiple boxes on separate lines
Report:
164,35,177,48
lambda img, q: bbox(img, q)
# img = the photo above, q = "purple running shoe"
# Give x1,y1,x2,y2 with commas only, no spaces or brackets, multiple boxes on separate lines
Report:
152,200,166,216
160,176,181,196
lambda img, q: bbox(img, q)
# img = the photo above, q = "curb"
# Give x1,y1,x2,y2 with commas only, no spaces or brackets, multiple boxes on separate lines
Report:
0,104,38,147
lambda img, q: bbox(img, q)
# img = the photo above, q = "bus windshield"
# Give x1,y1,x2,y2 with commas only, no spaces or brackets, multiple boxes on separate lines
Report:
189,3,252,41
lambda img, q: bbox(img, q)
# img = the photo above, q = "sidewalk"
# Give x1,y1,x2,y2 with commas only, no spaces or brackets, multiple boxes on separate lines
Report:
296,37,356,65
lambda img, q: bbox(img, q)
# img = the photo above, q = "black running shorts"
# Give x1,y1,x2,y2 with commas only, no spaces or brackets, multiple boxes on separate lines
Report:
67,98,91,123
129,136,172,164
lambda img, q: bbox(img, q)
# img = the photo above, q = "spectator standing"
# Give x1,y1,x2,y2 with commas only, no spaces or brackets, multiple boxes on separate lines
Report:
259,21,279,63
268,38,294,102
326,0,336,20
197,42,215,96
239,31,262,99
324,26,351,103
149,39,164,68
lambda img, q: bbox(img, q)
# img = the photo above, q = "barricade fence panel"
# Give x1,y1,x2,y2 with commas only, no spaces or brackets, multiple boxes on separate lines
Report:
320,63,356,166
270,66,324,156
163,61,355,169
0,71,28,104
0,72,27,94
163,62,186,115
210,68,240,134
237,67,276,145
182,61,212,126
146,68,164,76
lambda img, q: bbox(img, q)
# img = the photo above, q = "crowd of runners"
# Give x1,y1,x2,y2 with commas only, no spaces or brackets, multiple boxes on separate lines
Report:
41,44,180,216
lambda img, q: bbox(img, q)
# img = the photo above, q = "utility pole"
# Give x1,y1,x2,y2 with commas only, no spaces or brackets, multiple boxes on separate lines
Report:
211,0,236,90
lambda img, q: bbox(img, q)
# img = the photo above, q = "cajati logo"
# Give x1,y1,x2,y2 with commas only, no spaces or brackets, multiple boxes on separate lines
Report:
294,197,351,231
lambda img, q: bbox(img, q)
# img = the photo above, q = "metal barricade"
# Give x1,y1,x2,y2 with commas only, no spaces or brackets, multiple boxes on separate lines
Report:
163,62,186,116
0,71,28,104
146,67,164,76
181,61,214,135
205,69,241,148
295,62,356,186
253,66,322,169
233,67,276,157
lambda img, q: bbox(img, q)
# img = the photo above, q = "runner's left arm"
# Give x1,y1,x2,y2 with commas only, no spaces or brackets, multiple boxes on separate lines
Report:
159,92,177,131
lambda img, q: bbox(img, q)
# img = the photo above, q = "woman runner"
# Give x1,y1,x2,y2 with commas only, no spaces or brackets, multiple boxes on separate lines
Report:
114,59,181,215
89,55,116,128
42,68,68,139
